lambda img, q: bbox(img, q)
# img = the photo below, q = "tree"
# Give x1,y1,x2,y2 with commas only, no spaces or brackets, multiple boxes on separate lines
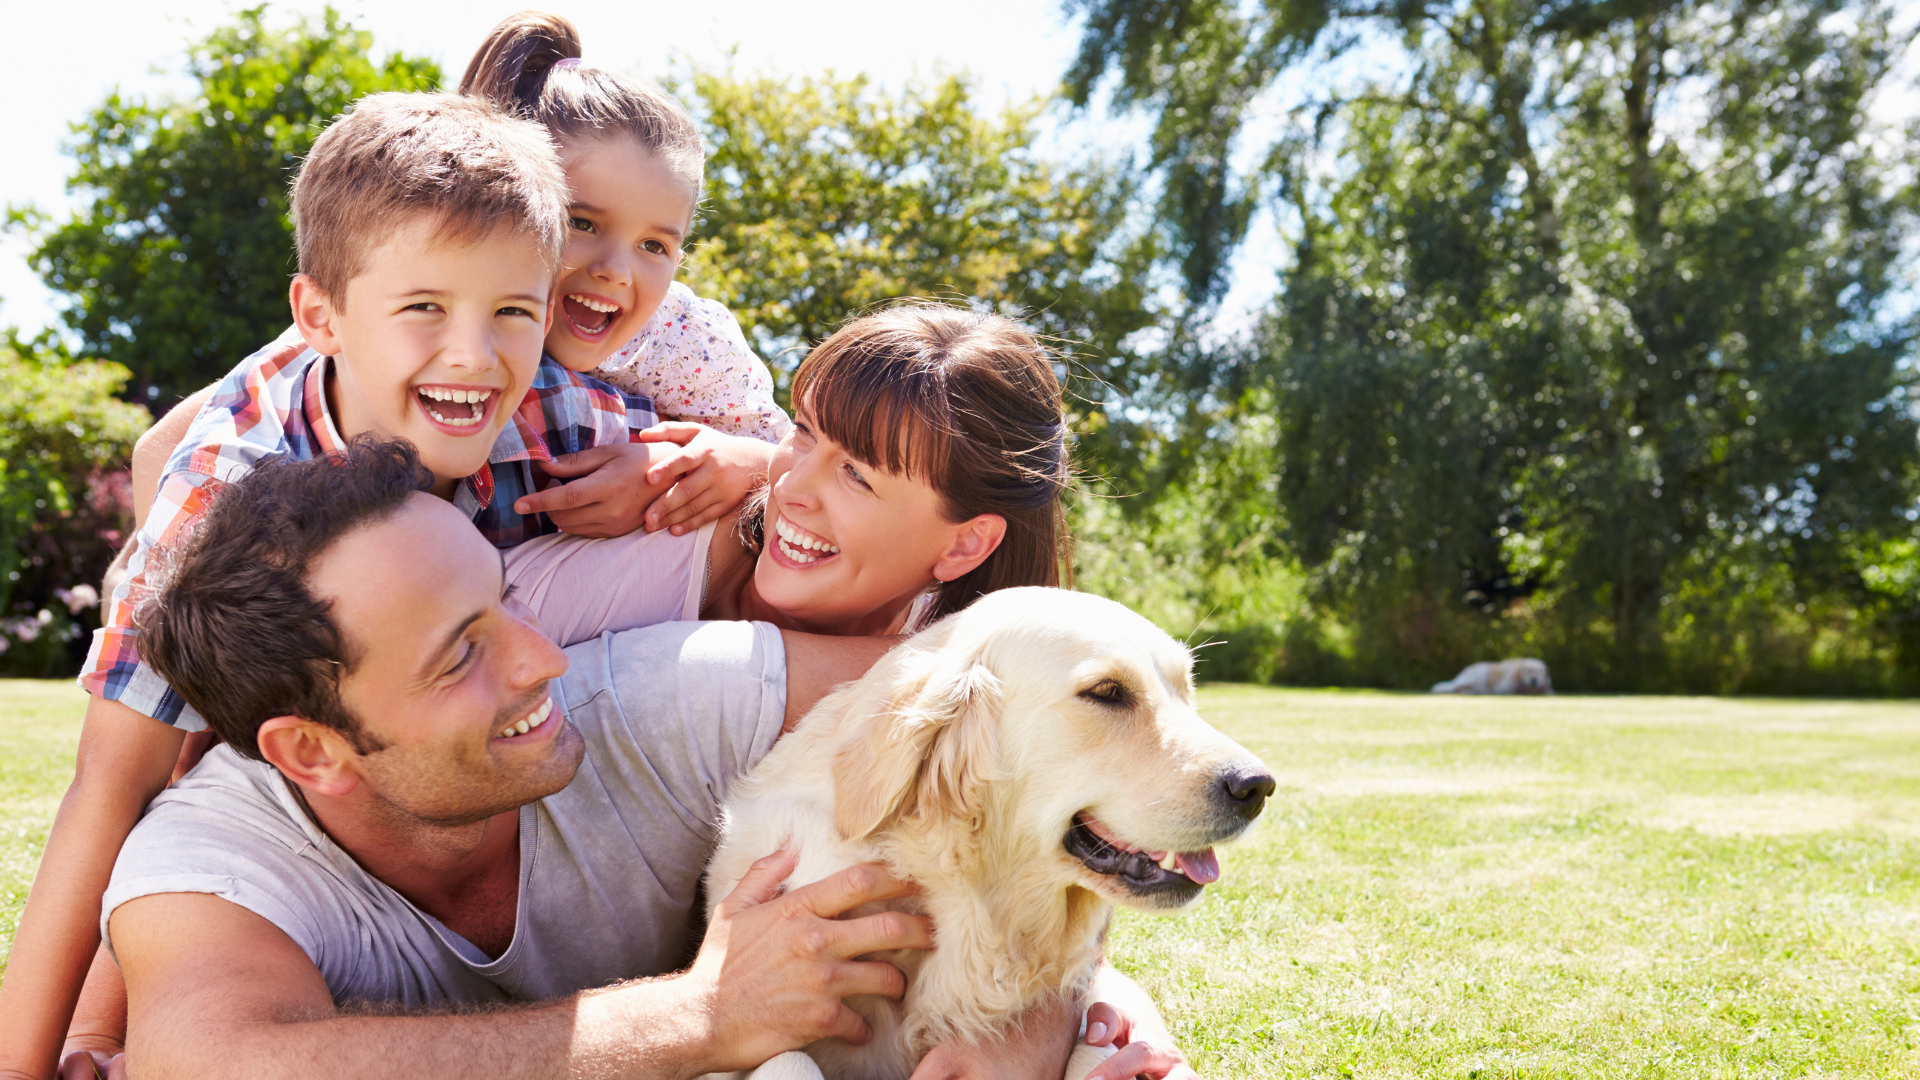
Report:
676,69,1166,480
1069,0,1920,690
9,6,438,407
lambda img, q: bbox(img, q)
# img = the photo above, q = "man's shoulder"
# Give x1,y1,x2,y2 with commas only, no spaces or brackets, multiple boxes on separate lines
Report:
116,747,317,865
165,327,327,484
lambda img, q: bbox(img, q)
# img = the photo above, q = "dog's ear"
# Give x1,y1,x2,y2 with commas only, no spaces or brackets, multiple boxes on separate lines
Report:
832,646,1001,841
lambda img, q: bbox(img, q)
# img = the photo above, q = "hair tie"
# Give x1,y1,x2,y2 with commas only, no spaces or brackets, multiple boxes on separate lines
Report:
553,57,582,71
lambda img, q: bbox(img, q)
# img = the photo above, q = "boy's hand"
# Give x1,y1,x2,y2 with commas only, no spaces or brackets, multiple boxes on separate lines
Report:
636,422,776,536
514,442,669,538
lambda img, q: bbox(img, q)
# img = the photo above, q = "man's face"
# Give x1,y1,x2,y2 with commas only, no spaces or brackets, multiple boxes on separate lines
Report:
307,494,582,825
305,220,555,496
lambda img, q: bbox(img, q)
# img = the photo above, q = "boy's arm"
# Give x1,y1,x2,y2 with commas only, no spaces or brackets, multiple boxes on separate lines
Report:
0,695,183,1080
131,385,218,527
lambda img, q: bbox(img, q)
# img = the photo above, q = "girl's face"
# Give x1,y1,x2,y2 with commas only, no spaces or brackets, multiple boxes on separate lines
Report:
545,138,696,372
754,401,1004,635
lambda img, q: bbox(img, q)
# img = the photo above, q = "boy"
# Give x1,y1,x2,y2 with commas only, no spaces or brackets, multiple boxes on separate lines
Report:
0,91,670,1077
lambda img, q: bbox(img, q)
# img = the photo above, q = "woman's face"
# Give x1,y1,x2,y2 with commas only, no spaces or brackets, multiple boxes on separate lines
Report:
753,402,998,633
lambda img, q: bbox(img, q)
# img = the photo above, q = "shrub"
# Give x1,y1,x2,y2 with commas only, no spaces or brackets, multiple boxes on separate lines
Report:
0,339,147,676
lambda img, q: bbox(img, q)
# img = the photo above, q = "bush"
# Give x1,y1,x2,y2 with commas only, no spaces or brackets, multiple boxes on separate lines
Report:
0,339,148,676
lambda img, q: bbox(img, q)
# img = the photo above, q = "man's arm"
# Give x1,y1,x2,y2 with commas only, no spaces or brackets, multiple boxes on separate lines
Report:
114,851,932,1080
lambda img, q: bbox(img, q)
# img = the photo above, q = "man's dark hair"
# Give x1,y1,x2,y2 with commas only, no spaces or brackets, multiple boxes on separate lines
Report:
136,436,434,760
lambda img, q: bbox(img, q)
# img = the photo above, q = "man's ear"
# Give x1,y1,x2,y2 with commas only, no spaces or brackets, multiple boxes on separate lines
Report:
932,514,1007,584
256,716,361,799
289,274,344,357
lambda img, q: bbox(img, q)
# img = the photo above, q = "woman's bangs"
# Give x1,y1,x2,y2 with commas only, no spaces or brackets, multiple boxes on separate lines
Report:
799,348,952,483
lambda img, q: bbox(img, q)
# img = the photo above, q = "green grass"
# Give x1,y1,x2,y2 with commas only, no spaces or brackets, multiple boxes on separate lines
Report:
0,679,87,974
6,681,1920,1077
1109,687,1920,1078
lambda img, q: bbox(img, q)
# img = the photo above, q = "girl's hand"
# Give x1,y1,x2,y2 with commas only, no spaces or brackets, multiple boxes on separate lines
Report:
636,423,776,536
1081,1001,1199,1080
514,443,671,538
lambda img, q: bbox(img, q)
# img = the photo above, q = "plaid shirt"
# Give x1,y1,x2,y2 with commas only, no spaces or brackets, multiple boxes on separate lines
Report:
80,327,657,730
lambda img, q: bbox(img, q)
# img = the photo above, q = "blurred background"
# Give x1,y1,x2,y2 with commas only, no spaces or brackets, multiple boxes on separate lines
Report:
4,0,1918,695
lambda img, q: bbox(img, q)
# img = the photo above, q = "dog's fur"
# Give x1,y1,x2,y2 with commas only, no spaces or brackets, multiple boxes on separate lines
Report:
700,588,1271,1080
1431,658,1553,694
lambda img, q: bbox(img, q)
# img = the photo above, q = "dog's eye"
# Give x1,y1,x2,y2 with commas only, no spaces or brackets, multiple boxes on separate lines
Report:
1079,680,1130,707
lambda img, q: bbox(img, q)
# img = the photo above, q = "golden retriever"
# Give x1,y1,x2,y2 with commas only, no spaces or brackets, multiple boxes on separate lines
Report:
1431,658,1553,695
700,587,1275,1080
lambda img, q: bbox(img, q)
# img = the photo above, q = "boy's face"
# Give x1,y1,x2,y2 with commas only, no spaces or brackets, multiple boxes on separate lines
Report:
544,138,695,372
291,220,555,495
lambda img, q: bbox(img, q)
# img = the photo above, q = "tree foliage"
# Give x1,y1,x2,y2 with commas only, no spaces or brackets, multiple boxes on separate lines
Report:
10,6,438,406
1071,0,1920,690
677,69,1165,478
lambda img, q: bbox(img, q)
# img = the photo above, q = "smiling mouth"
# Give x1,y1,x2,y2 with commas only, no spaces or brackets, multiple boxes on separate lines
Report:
772,514,841,566
416,386,495,430
495,697,555,741
562,293,623,339
1063,813,1220,899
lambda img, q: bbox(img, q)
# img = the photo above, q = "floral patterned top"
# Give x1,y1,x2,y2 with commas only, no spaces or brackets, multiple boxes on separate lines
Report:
591,282,791,443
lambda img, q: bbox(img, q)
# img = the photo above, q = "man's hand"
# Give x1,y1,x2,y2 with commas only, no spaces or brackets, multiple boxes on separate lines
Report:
680,849,934,1074
635,422,776,536
1079,1000,1199,1080
513,443,669,538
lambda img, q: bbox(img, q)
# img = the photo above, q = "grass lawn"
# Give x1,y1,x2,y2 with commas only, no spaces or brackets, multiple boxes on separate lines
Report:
5,680,1920,1077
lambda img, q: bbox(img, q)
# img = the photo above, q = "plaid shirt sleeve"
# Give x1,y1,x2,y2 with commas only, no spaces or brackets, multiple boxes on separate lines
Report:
79,469,226,730
466,358,661,548
77,329,323,729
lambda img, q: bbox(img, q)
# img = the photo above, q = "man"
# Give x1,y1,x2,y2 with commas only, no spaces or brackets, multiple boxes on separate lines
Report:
101,438,1185,1079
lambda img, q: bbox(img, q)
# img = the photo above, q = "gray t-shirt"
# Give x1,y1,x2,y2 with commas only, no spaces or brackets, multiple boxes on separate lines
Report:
102,620,786,1008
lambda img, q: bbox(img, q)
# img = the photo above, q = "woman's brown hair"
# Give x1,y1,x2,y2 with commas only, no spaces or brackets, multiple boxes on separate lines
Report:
459,12,704,207
791,304,1070,622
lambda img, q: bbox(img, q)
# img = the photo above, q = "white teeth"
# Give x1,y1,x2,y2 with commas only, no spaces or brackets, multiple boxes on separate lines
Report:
773,516,839,558
569,294,620,314
420,387,492,426
499,698,554,739
1158,853,1180,872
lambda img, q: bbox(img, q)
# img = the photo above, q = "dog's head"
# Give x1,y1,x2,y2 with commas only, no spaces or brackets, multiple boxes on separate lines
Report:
831,587,1274,912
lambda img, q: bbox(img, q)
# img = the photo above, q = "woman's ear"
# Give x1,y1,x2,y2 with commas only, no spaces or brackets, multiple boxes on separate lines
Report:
257,716,362,800
289,275,344,357
932,514,1007,583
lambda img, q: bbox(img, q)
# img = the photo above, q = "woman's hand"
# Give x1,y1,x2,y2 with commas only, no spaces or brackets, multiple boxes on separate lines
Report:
1080,1000,1199,1080
636,422,777,535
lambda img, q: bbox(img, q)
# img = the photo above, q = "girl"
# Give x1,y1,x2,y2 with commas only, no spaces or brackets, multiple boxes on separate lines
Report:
461,12,791,539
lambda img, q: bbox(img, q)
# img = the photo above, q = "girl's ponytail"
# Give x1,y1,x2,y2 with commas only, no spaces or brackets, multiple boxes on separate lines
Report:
458,11,583,114
460,12,706,209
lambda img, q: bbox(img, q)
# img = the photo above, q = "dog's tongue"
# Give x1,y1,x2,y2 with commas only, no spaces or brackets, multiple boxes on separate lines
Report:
1176,849,1220,884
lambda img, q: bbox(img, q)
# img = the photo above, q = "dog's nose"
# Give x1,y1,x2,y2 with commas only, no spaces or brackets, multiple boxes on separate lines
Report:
1219,765,1276,821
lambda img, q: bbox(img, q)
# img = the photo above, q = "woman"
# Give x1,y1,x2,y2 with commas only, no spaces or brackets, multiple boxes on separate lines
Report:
500,302,1071,645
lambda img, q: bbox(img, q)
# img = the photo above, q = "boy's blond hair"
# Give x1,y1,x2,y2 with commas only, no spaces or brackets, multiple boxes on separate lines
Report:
290,92,569,305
